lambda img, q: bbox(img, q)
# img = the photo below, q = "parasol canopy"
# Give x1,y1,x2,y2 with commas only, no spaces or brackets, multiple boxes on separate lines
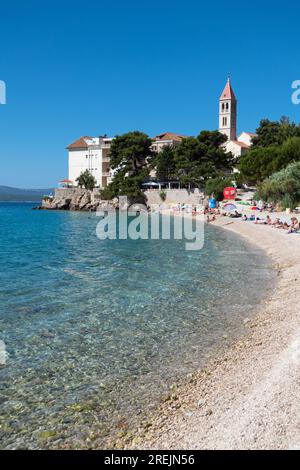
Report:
223,203,237,212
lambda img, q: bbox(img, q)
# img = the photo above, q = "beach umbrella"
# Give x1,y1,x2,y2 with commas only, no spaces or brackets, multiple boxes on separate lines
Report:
223,187,237,200
223,203,237,212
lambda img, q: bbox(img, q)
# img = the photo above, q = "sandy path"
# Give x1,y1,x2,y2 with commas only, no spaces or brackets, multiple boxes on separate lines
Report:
129,219,300,450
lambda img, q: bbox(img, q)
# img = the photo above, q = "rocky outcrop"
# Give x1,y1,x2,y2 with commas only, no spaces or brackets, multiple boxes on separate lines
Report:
38,188,117,212
38,189,149,212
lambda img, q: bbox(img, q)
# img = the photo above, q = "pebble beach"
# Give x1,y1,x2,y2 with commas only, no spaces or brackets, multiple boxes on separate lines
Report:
128,217,300,450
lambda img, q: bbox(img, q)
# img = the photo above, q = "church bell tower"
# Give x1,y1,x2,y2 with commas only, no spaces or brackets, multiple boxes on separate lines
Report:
219,78,237,141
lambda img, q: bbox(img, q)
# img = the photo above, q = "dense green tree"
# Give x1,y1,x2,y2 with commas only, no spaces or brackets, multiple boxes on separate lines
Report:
238,146,281,184
153,145,176,181
205,175,233,201
252,117,300,148
278,136,300,166
76,170,97,190
239,136,300,184
257,161,300,210
106,131,154,199
109,131,154,175
174,131,233,187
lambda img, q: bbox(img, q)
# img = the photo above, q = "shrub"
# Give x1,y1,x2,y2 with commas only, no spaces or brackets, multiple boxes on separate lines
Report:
99,186,116,200
257,161,300,210
159,190,167,202
205,176,233,201
76,170,97,190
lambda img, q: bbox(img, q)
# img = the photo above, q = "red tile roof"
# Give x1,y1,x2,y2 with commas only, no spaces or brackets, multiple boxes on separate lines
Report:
220,79,237,101
154,132,187,142
67,136,93,150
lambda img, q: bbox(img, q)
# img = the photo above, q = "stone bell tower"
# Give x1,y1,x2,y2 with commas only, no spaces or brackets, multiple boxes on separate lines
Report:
219,78,237,141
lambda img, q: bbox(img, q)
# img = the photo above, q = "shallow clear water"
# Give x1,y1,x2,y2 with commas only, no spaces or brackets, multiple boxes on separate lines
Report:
0,203,274,448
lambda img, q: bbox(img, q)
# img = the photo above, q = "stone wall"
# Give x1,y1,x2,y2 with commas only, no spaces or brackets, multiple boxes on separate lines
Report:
40,188,205,211
145,189,204,206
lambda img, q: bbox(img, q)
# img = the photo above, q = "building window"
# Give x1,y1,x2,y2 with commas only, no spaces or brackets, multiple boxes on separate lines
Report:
226,103,229,111
222,103,225,111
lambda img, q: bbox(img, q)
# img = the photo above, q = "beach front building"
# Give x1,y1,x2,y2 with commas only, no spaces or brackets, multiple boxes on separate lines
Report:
67,136,113,188
151,132,186,152
64,81,253,188
66,132,186,187
219,78,256,160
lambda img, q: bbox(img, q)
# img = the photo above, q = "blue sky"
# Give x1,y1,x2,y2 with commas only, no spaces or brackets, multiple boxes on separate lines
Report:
1,0,300,188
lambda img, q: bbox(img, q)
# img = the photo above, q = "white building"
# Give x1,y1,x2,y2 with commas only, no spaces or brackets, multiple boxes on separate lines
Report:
66,132,186,187
219,78,256,159
64,81,254,187
67,135,113,188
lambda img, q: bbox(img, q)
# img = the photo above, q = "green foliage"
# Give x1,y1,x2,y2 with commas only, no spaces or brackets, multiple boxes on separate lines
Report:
252,117,300,148
107,131,153,200
257,161,300,210
99,186,116,200
238,146,281,184
174,131,233,187
76,170,97,190
109,131,154,175
278,137,300,166
159,190,167,201
205,176,233,201
153,145,176,181
239,136,300,184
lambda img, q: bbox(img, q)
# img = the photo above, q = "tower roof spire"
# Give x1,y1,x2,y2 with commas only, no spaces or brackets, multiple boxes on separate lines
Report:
220,77,236,101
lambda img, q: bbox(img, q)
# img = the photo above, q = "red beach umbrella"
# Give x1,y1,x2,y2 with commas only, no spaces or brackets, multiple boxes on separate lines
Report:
223,187,237,200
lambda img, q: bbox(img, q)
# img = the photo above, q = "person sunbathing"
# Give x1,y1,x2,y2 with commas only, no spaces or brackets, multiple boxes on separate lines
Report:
271,217,281,227
288,217,300,233
265,215,272,225
229,210,242,218
276,221,290,230
255,215,272,225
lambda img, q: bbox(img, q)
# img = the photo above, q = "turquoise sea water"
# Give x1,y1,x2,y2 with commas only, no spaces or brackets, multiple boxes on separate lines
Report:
0,203,274,449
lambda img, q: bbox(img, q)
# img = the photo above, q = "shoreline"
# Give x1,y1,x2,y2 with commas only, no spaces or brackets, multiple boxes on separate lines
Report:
127,218,300,450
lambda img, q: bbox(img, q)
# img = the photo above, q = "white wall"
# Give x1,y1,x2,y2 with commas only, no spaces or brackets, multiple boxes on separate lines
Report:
69,148,103,187
238,132,253,146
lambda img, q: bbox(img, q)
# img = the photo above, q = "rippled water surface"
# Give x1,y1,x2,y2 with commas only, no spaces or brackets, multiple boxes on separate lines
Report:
0,203,274,448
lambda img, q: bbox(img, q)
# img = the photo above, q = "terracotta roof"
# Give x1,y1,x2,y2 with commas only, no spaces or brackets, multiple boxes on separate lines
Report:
153,132,186,142
220,79,237,101
60,178,74,183
67,136,93,150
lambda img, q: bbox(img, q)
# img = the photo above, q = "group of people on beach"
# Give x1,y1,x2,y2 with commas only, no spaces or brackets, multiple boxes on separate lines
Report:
253,215,300,233
206,208,300,234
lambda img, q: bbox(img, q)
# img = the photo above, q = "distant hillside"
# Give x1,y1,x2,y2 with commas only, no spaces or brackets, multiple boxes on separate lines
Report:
0,186,54,201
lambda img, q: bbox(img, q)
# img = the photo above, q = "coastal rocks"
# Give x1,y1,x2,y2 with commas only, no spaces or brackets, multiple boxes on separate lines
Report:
39,188,142,212
39,189,100,212
78,193,91,210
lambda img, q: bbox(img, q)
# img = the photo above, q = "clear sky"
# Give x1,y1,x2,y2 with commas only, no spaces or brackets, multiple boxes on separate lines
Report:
1,0,300,188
